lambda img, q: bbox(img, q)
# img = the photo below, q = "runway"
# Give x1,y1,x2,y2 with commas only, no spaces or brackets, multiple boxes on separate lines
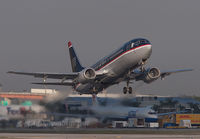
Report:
0,133,200,139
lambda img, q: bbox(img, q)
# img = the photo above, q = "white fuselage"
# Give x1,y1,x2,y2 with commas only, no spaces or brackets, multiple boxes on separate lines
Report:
76,44,152,94
90,104,157,119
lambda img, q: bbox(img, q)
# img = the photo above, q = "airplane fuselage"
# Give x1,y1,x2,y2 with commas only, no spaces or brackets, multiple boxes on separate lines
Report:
90,105,157,119
75,38,152,94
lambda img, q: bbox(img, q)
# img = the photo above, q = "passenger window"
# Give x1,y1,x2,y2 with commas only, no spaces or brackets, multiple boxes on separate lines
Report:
134,41,139,47
126,43,131,50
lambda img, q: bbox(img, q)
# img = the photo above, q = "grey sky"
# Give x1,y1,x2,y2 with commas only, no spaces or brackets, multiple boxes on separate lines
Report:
0,0,199,96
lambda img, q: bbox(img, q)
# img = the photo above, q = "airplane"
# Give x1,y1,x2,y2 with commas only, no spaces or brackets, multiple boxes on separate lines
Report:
8,38,193,95
89,104,157,121
51,106,158,123
47,99,158,122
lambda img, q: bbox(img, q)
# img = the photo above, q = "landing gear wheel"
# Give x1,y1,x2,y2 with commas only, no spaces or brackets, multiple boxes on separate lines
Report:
123,87,127,94
128,87,132,94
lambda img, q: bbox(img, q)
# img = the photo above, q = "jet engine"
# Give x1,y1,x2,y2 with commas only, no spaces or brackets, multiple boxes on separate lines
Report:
143,67,161,83
76,68,96,84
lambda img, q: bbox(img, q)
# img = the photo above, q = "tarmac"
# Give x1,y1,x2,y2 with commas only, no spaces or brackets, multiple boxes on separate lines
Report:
1,128,200,139
0,133,200,139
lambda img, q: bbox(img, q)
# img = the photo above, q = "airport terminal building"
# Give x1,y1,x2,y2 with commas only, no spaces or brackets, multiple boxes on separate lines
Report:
0,89,200,128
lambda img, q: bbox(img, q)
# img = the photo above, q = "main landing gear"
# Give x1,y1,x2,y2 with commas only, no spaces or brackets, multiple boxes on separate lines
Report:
92,93,97,104
91,86,98,104
123,87,132,94
123,80,133,94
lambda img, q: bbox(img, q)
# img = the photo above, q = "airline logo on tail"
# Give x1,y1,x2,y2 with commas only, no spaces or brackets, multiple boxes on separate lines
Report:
68,41,72,48
68,41,84,72
68,41,76,70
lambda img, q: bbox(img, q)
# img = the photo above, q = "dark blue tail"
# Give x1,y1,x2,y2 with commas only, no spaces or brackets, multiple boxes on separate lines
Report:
68,41,84,72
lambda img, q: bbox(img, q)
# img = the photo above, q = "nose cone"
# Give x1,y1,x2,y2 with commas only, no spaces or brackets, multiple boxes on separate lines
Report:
143,44,152,60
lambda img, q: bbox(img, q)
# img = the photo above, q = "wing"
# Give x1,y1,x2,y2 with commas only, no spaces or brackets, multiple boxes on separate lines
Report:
130,68,193,81
8,71,78,80
160,69,193,79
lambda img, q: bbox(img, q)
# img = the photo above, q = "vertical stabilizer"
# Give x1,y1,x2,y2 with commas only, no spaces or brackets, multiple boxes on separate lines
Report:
68,41,84,72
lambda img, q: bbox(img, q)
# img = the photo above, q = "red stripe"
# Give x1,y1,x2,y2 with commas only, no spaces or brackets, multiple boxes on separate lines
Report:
97,44,151,71
68,41,72,48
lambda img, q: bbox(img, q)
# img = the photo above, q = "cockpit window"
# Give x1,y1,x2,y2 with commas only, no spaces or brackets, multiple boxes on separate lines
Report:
134,39,150,47
124,39,150,51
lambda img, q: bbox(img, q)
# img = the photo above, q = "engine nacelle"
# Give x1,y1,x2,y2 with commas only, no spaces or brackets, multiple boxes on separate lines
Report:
76,68,96,84
143,67,161,83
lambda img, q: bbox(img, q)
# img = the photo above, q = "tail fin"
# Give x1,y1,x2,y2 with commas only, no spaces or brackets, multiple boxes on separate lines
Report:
68,41,84,72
